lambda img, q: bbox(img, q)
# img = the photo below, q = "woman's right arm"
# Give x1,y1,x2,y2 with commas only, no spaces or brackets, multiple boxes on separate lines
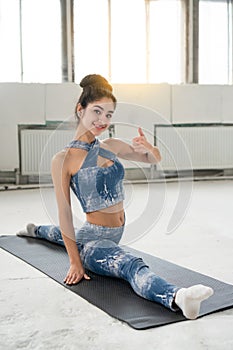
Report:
51,152,90,285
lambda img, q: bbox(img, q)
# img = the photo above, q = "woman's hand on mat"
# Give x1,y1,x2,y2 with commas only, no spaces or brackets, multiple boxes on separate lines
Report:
132,127,154,154
64,263,91,285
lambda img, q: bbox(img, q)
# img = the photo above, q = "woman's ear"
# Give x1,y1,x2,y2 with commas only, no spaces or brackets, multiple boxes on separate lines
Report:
76,103,83,118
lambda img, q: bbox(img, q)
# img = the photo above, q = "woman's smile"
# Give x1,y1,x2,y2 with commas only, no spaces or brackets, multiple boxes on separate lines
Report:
93,122,107,130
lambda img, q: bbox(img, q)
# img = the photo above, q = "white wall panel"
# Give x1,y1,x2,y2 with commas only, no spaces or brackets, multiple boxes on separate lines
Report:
0,83,45,124
172,85,222,123
45,83,80,121
0,83,45,170
221,86,233,123
0,123,18,170
113,84,171,122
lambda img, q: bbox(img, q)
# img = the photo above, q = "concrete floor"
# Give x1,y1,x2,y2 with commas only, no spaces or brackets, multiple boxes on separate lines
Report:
0,180,233,350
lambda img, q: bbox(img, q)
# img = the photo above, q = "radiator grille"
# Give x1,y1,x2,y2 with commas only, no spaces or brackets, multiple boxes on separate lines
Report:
155,125,233,171
20,125,233,176
20,129,74,175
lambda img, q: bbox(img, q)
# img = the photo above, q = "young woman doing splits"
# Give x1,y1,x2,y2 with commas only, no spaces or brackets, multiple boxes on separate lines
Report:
17,74,213,319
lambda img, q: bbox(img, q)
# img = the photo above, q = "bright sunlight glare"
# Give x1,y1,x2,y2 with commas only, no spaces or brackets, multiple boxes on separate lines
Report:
199,0,229,84
149,0,183,83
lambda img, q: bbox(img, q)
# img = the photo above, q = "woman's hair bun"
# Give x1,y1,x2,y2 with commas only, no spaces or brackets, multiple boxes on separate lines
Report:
79,74,113,92
76,74,116,110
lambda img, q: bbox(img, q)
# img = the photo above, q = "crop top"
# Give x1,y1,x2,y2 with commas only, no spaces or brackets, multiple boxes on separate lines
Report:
66,138,125,213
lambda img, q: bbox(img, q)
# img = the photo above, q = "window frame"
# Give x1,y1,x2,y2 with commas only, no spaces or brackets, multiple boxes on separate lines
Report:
1,0,233,84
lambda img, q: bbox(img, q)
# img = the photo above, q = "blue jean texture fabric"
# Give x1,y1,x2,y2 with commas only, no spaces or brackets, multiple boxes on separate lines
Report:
67,138,125,213
36,220,179,311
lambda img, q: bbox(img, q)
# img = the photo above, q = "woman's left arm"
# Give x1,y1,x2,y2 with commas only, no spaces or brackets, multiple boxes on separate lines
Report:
106,127,161,164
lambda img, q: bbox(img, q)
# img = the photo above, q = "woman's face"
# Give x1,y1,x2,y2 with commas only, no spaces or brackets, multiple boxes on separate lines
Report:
78,97,115,136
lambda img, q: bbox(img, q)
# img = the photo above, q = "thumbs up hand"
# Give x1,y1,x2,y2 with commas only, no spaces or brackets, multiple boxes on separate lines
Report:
138,127,145,137
132,127,153,154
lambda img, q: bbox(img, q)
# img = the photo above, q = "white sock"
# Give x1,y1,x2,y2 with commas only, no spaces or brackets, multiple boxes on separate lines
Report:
175,284,214,319
16,223,36,237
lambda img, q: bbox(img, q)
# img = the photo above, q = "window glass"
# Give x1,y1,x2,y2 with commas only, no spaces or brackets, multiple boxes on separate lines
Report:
149,0,183,83
111,0,146,83
21,0,61,83
3,0,228,85
199,0,229,84
73,0,109,83
0,0,21,82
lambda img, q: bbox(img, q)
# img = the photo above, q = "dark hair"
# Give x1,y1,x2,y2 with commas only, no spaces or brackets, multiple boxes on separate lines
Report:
75,74,117,121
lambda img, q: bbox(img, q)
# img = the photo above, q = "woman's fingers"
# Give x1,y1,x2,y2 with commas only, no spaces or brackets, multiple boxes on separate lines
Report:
133,131,146,145
64,274,76,285
133,144,148,154
64,272,91,285
64,275,80,285
138,127,145,137
133,136,143,144
84,273,91,280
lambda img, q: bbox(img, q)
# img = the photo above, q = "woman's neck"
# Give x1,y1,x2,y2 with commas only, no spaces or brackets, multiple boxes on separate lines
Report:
74,128,95,144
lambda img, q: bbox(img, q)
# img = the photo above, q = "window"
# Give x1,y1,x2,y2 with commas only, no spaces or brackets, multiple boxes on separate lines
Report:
0,0,61,83
74,0,183,84
110,0,146,83
73,0,109,83
199,0,229,84
1,0,232,85
0,0,21,82
148,0,183,83
21,0,61,83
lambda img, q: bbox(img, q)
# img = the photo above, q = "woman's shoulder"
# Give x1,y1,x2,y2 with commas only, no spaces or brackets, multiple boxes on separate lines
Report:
52,146,88,176
101,137,124,154
53,145,86,161
101,137,131,156
52,149,68,162
51,150,69,172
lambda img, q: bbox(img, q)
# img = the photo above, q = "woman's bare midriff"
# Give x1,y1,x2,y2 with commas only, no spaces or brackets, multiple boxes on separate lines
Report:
86,202,125,227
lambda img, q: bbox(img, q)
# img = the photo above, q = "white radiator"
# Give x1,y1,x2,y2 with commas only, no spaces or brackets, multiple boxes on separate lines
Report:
20,128,110,176
155,125,233,171
20,129,75,175
20,125,233,177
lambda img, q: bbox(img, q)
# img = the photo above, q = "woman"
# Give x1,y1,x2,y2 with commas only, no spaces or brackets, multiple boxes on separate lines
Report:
17,74,213,319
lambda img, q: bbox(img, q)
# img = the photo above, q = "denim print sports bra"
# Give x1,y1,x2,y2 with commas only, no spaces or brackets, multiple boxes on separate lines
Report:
66,138,125,213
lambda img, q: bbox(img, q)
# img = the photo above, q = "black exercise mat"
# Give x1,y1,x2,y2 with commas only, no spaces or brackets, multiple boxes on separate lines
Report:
1,235,233,329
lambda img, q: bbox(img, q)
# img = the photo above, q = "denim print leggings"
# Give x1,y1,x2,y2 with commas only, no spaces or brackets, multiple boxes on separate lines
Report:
35,221,179,311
